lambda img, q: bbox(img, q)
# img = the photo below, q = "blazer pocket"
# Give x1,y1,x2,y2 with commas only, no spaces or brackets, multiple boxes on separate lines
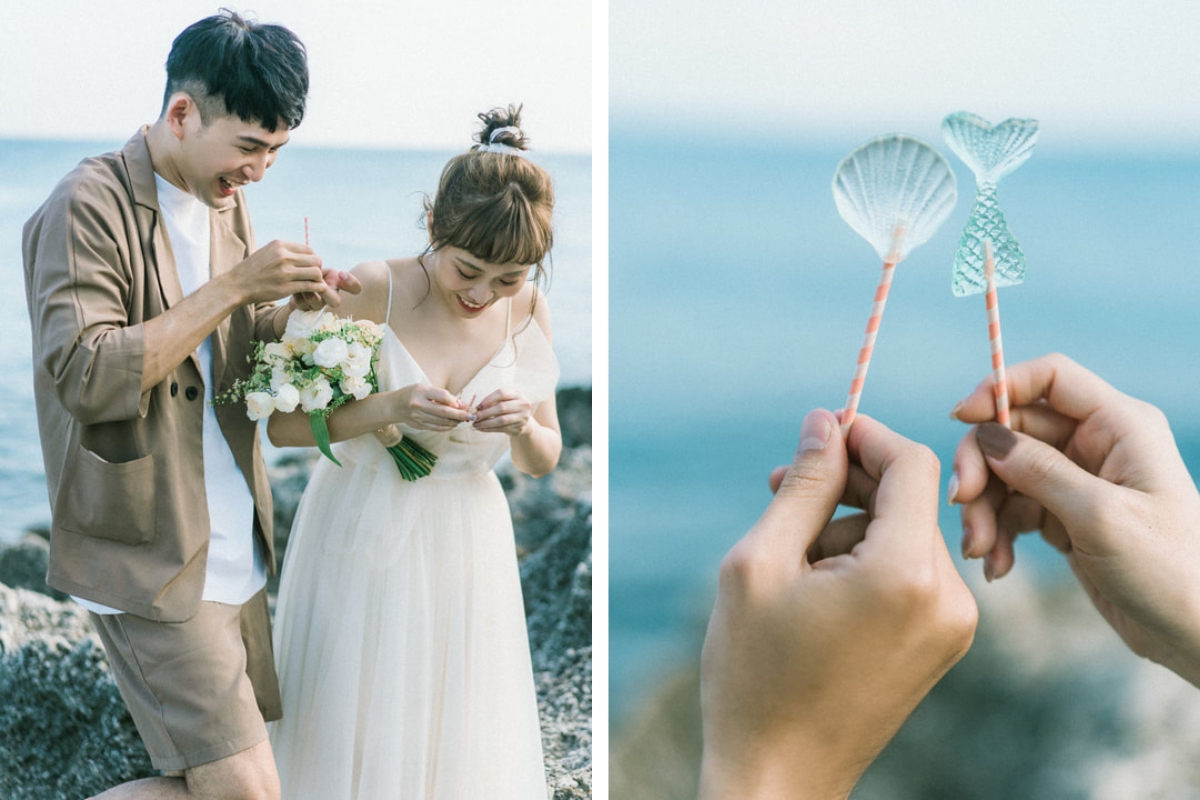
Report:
57,446,157,545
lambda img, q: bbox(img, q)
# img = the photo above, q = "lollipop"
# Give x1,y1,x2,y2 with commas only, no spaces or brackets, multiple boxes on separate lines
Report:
942,112,1039,427
833,135,957,435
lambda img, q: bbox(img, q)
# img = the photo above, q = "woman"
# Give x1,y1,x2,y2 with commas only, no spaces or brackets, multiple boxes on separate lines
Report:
266,105,560,798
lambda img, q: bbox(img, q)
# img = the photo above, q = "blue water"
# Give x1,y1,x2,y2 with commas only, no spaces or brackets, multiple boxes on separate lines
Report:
609,129,1200,724
0,138,590,545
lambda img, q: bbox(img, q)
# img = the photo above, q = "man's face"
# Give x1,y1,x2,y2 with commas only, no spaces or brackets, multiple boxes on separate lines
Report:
176,110,290,209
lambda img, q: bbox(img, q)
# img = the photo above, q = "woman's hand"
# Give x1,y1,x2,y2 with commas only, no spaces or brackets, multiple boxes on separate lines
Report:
699,410,977,800
387,383,469,432
471,389,535,436
951,352,1200,686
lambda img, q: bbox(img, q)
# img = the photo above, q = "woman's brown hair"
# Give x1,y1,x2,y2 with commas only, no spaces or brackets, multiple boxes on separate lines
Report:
424,104,555,290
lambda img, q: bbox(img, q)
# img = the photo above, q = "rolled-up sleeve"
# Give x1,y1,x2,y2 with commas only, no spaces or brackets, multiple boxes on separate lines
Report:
26,180,149,425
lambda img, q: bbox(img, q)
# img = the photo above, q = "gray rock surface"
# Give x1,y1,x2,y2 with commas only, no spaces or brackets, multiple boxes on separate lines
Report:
0,386,592,798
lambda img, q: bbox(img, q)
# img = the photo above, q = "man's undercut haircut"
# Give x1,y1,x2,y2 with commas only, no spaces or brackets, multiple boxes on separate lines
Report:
163,9,308,132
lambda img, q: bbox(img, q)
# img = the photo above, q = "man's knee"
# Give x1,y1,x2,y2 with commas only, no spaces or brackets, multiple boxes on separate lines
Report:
186,741,279,800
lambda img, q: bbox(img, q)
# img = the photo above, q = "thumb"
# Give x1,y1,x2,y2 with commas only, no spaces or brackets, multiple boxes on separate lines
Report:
975,422,1113,532
748,409,849,564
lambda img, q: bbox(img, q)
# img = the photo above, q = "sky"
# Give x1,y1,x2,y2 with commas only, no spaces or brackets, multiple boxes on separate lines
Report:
0,0,592,152
611,0,1200,153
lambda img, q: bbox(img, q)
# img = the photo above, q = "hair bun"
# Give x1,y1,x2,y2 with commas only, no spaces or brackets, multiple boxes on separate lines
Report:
476,104,529,151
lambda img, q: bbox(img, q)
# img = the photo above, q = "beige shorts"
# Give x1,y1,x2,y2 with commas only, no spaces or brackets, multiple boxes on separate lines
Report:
90,588,283,771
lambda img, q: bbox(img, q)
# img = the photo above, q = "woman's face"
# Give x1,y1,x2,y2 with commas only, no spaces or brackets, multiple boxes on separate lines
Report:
431,245,531,318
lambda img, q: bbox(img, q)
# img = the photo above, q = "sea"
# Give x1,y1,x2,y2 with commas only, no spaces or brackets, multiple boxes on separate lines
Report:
609,128,1200,726
0,138,591,546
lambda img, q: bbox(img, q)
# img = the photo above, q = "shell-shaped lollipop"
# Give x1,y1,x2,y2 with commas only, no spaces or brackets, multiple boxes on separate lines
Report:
833,134,958,262
942,112,1040,296
832,135,957,435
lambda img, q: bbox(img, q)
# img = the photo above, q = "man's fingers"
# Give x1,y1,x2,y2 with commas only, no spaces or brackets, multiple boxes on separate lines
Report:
846,414,942,543
741,409,849,569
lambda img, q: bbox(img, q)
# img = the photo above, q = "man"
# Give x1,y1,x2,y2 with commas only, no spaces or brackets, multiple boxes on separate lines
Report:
22,11,356,799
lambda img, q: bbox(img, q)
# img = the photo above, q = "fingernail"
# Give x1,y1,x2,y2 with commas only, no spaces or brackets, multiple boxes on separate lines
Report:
947,471,960,505
798,411,833,454
950,401,964,421
983,555,996,583
961,524,974,559
976,423,1018,460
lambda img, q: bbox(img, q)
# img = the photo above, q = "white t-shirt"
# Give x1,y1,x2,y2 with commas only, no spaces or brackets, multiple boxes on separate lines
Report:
74,175,266,614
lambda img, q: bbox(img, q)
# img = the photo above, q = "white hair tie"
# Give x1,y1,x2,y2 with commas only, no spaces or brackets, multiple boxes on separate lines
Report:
477,126,527,156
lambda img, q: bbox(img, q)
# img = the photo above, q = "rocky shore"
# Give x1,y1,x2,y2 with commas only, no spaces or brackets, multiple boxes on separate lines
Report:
0,386,592,800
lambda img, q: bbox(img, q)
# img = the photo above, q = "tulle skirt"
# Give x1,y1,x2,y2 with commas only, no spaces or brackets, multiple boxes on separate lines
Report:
269,454,547,799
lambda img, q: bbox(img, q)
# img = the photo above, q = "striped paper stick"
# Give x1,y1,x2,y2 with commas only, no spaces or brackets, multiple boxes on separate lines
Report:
304,216,310,247
840,228,907,437
984,238,1011,428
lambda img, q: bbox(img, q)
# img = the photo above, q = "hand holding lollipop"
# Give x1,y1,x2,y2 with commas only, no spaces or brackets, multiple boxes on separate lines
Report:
833,135,958,435
942,112,1040,427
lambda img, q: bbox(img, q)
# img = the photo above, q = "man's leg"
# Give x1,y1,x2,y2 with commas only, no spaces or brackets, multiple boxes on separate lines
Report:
88,600,279,798
90,739,279,800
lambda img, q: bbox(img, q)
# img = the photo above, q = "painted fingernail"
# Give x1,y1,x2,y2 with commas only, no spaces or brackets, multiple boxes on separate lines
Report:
976,423,1018,460
961,524,974,559
947,471,961,505
983,555,996,583
950,401,964,421
798,411,833,454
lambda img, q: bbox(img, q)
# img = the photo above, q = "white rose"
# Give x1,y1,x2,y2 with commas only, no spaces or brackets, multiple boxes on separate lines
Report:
316,312,342,334
263,341,291,363
245,391,275,421
355,319,383,340
340,375,371,401
284,308,324,340
270,366,291,392
273,383,300,413
313,337,350,369
342,341,372,378
299,377,334,412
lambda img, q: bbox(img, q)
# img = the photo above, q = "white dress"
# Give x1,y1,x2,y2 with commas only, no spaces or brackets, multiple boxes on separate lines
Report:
269,291,558,799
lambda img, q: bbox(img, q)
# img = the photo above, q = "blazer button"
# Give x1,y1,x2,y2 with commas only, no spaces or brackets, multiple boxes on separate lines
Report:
185,386,199,401
170,382,179,397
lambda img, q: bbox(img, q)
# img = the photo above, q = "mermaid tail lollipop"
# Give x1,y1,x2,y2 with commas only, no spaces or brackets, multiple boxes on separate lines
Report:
942,112,1039,426
833,135,957,435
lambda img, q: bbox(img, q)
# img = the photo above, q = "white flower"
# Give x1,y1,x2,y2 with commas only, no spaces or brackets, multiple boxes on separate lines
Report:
245,391,275,421
299,377,334,412
263,341,291,363
270,366,291,392
284,308,324,340
355,319,383,340
313,337,350,369
342,341,372,378
340,375,371,401
316,312,342,334
273,383,300,413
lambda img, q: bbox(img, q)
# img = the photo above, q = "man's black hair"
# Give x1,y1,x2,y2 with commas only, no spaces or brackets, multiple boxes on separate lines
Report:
163,9,308,132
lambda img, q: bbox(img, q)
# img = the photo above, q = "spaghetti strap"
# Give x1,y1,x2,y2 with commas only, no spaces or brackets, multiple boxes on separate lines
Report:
384,261,395,326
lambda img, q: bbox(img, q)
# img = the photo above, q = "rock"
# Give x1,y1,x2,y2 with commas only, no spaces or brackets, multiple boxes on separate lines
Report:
556,385,592,449
0,534,68,602
0,584,154,798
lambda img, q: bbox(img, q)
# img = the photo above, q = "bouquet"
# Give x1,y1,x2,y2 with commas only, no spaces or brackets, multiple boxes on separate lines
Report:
215,309,437,480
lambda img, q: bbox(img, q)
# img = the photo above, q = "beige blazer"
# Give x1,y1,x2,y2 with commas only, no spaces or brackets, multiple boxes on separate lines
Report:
22,130,285,622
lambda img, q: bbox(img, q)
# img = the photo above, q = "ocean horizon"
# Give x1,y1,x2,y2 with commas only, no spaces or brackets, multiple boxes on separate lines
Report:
0,137,591,545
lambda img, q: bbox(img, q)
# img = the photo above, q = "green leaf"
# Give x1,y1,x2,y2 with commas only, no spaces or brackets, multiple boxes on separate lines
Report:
310,413,342,467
